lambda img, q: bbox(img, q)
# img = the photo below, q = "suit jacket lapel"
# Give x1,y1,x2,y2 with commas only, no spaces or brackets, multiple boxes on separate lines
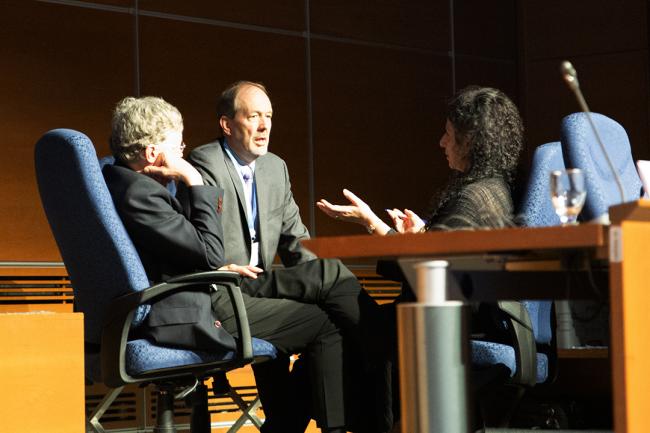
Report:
255,156,271,266
220,144,251,228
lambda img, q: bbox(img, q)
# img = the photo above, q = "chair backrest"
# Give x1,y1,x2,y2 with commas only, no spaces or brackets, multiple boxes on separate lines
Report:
560,112,643,220
516,142,563,351
35,129,151,345
520,301,552,347
99,154,116,169
517,141,564,227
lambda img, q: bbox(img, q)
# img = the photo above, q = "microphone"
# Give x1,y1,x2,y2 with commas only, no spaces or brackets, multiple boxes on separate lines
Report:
560,60,626,204
560,61,579,92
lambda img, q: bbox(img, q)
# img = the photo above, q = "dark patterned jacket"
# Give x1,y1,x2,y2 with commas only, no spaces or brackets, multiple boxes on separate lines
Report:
428,177,513,230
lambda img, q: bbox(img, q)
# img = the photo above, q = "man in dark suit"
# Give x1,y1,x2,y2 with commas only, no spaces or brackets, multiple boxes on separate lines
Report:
103,96,366,433
187,81,321,431
188,81,314,271
187,82,392,433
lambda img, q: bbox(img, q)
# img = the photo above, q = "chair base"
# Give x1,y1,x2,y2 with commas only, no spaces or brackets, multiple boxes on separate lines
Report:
154,384,177,433
478,383,525,428
87,386,124,433
88,379,264,433
477,430,612,433
212,372,263,432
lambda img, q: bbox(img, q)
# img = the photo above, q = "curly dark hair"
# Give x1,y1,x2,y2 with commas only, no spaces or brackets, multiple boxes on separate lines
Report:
427,86,523,221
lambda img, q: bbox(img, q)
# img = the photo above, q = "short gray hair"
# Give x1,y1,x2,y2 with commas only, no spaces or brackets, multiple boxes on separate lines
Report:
110,96,183,163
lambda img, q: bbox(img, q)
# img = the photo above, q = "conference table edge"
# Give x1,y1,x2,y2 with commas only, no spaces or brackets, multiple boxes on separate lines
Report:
303,224,608,260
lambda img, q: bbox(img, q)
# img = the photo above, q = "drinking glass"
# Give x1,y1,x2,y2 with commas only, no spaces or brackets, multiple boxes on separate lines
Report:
550,169,586,225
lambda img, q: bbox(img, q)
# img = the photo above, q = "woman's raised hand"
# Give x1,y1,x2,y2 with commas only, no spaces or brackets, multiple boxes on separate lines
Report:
316,189,378,226
386,208,425,234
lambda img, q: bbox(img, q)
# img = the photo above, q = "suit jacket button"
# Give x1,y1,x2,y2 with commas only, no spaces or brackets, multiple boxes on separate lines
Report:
214,320,222,328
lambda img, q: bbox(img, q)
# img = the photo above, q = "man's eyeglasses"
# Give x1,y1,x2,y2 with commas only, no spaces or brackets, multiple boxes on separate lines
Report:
150,141,186,152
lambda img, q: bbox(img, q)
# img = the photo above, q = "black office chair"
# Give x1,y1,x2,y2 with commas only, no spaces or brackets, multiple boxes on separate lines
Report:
35,128,277,433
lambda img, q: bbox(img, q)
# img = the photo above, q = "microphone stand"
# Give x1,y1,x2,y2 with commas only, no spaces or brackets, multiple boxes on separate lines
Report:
561,61,626,204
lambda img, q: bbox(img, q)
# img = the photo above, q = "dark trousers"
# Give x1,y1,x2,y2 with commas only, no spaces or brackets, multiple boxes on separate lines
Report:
212,258,381,431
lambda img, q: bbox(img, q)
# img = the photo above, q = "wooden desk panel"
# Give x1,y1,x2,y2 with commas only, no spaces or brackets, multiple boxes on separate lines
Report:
305,223,607,259
0,312,84,433
609,201,650,433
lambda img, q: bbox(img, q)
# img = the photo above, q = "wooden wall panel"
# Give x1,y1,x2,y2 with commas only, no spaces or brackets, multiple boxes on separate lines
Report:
138,16,311,215
311,39,451,237
310,0,448,51
518,0,650,168
138,0,306,31
0,1,134,261
75,0,133,6
455,58,518,101
6,0,646,264
522,0,647,60
454,0,517,59
524,52,650,159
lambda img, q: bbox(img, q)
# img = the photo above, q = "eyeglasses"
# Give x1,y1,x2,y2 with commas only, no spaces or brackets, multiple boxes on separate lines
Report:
149,141,186,152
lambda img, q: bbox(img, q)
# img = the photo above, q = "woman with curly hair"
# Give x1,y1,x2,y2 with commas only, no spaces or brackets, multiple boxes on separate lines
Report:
318,86,524,431
317,85,523,235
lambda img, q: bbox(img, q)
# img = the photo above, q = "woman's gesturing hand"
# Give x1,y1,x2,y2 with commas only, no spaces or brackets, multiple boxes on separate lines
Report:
386,208,425,234
316,189,377,226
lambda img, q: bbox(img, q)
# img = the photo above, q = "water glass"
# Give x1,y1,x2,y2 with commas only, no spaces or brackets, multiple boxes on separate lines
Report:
550,169,586,225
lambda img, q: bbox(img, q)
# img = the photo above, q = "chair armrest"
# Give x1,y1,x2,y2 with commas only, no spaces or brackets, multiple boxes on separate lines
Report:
166,270,243,286
496,301,537,386
101,271,253,387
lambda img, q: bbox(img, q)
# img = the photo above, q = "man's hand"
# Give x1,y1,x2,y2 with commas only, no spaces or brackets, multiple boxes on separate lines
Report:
218,264,264,279
142,152,204,186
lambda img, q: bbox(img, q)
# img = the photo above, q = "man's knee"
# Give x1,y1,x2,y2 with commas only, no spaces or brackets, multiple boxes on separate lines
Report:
321,258,357,290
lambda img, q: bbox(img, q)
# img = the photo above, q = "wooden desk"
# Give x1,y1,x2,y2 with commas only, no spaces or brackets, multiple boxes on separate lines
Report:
304,201,650,433
0,312,84,433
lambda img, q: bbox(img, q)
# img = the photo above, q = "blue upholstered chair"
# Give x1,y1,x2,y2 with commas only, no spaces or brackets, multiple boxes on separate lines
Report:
470,142,562,429
517,141,564,227
560,112,643,220
35,129,276,433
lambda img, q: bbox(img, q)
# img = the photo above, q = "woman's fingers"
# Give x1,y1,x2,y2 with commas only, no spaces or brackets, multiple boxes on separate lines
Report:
342,188,366,207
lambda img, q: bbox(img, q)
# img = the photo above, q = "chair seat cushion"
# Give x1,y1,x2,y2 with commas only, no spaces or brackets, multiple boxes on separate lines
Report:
125,338,277,376
471,340,548,383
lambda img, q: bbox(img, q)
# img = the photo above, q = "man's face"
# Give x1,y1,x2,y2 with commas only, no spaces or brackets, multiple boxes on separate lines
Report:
155,128,185,159
221,85,273,164
143,128,185,165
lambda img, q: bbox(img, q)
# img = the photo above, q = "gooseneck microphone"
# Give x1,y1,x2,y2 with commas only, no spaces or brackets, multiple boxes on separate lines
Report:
560,60,626,204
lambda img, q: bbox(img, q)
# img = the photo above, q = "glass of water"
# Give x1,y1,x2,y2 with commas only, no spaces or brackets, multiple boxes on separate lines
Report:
550,169,586,225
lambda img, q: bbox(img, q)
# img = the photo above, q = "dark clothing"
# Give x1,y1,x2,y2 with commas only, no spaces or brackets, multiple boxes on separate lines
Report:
428,177,514,230
188,141,389,432
188,139,316,270
103,162,226,283
380,177,514,283
103,163,378,431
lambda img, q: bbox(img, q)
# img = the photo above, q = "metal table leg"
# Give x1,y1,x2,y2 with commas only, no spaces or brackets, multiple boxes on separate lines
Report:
397,260,471,433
